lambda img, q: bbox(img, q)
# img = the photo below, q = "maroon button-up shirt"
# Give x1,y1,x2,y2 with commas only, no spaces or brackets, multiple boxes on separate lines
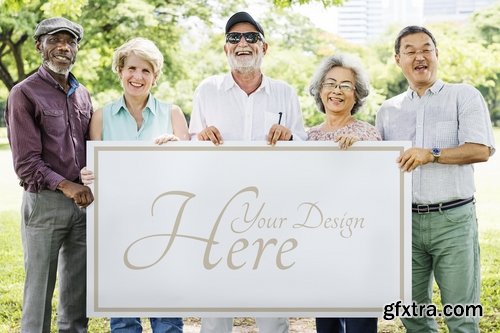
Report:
5,66,93,193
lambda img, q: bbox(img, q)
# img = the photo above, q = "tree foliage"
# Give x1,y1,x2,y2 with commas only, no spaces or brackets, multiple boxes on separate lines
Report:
0,0,499,126
272,0,343,8
471,1,500,44
0,0,213,92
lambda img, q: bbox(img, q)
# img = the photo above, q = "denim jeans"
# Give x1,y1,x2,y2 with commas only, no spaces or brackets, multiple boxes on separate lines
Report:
401,202,480,333
315,317,377,333
110,317,183,333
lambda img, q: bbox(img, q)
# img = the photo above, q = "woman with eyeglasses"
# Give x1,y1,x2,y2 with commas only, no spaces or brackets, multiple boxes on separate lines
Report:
307,53,380,333
308,53,380,148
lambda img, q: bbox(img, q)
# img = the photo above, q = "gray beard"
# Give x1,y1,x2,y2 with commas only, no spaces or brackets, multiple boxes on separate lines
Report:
43,59,74,75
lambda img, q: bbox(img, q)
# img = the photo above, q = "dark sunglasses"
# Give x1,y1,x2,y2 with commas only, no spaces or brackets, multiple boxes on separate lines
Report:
225,32,263,44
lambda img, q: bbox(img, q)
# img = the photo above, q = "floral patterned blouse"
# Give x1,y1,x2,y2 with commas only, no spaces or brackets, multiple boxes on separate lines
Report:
307,119,381,142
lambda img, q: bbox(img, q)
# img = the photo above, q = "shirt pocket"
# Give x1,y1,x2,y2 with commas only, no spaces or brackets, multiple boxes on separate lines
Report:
76,107,91,129
435,121,459,147
41,108,67,136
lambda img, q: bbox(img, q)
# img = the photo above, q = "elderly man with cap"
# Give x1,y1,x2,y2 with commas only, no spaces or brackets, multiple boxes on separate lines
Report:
189,11,306,146
189,11,306,333
5,17,93,333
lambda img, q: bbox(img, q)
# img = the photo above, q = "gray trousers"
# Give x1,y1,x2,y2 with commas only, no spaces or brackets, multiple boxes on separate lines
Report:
21,190,87,333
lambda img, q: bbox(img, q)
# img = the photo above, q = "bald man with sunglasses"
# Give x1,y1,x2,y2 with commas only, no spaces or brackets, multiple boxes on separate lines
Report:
189,11,306,333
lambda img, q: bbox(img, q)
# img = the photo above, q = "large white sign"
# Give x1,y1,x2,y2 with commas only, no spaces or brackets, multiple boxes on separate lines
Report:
87,141,412,317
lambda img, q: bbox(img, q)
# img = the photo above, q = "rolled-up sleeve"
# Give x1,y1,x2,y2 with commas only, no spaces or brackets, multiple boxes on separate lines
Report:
458,86,496,155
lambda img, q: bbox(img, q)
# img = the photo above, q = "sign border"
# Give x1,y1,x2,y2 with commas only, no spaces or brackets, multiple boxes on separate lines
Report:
87,141,411,316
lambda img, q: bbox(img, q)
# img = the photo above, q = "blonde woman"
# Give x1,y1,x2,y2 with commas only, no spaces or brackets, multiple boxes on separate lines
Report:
82,37,188,332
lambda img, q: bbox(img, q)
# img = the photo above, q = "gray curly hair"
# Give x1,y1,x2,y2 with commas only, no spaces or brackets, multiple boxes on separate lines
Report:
309,53,370,115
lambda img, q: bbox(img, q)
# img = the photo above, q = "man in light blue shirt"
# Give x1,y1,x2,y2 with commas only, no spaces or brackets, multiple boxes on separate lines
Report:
376,26,495,333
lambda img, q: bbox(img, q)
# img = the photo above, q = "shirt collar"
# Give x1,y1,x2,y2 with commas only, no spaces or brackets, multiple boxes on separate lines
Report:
112,94,156,116
222,72,270,95
38,66,79,94
67,75,79,96
406,79,445,99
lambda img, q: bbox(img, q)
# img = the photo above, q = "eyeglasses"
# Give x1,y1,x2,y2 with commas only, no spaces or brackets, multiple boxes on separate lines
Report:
321,81,355,92
401,49,435,57
226,32,263,44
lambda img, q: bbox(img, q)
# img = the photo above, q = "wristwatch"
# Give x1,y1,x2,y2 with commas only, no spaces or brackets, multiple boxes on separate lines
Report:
431,147,441,163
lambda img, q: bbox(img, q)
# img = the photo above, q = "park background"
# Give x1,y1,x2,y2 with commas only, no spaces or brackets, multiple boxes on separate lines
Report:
0,0,499,332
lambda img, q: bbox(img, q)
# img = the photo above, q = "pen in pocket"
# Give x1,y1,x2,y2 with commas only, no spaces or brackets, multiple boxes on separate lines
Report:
278,112,283,125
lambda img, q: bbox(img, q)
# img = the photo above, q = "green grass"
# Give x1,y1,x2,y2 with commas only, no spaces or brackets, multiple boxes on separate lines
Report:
0,214,110,332
0,211,23,332
0,127,9,150
479,231,500,332
1,210,499,332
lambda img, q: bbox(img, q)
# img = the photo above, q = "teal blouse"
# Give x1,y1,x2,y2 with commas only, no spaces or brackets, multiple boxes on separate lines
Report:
102,94,173,141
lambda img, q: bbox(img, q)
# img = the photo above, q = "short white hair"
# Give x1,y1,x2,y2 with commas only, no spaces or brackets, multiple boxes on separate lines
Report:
112,37,164,78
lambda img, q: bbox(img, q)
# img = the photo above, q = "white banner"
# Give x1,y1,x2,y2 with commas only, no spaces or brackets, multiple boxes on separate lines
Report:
87,141,412,317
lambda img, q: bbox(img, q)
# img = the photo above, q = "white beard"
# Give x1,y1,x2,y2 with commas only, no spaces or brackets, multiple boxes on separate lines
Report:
227,51,263,74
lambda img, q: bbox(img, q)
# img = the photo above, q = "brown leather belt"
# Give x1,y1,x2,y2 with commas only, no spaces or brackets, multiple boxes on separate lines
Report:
412,197,474,214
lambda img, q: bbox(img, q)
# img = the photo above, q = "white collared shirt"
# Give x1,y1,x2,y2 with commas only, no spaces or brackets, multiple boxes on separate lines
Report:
376,80,496,204
189,73,307,141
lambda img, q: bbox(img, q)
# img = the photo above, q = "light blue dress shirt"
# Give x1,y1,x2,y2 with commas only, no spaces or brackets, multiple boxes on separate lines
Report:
376,80,495,203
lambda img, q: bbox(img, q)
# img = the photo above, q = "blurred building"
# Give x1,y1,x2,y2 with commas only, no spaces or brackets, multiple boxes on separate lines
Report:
423,0,496,22
334,0,495,44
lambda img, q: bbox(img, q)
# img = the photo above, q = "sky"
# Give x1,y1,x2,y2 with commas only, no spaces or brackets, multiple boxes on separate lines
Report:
292,2,339,33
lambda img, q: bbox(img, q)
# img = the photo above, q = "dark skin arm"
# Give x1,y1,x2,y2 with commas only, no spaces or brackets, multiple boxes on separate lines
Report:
57,179,94,208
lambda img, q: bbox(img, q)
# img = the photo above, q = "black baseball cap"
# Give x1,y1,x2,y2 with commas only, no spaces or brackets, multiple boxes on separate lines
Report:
225,11,265,37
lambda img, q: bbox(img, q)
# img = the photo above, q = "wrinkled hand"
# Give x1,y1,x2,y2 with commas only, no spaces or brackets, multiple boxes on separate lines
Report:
398,147,433,172
267,124,292,145
80,167,95,186
335,134,359,150
197,126,223,145
154,134,179,145
57,180,94,208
